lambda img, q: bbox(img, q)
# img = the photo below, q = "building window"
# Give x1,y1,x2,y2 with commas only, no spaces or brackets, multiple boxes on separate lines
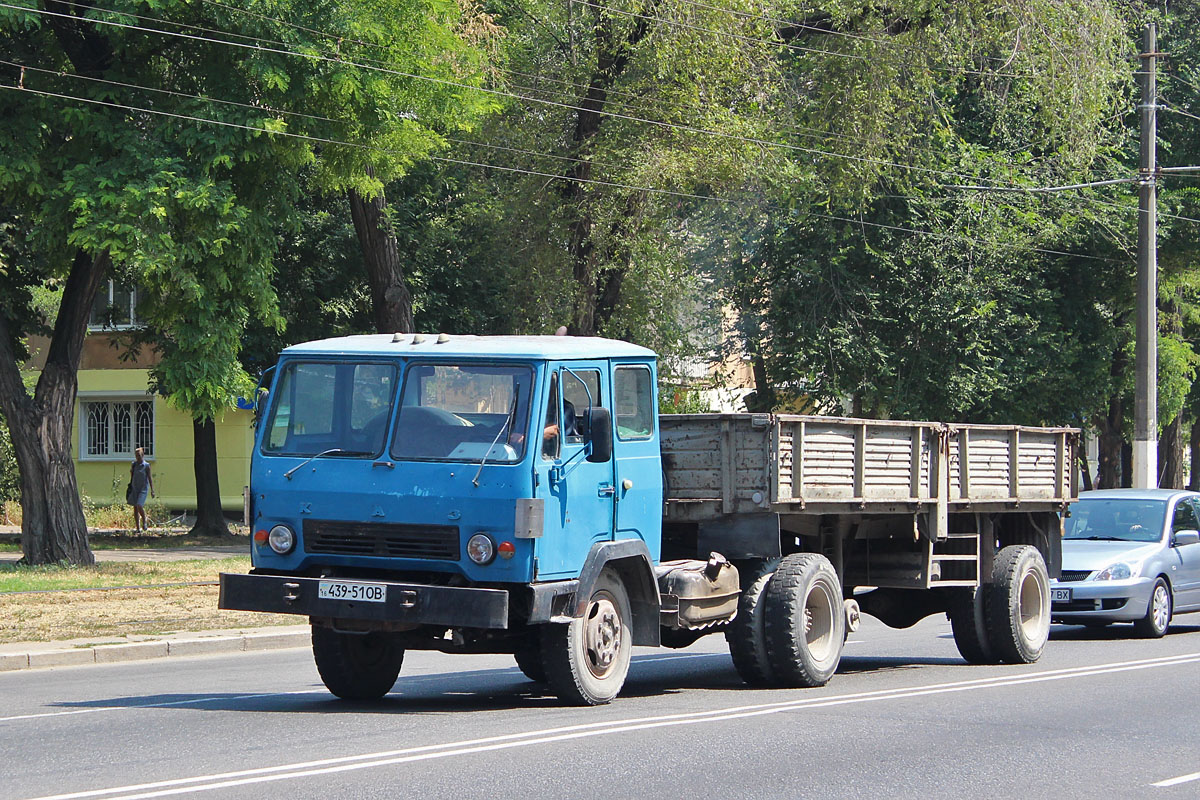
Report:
89,281,141,330
81,398,154,459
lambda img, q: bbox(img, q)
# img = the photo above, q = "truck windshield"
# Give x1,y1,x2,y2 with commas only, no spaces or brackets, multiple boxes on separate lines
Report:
1063,498,1167,542
262,361,396,457
391,363,532,463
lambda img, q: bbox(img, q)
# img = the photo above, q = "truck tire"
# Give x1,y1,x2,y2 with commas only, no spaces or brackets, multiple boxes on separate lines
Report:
541,570,632,705
762,553,845,688
948,587,1000,665
725,558,779,687
985,544,1051,664
514,638,548,683
311,625,405,700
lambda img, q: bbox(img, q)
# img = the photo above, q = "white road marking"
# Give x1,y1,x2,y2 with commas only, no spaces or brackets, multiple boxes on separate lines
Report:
20,651,1200,800
1153,771,1200,788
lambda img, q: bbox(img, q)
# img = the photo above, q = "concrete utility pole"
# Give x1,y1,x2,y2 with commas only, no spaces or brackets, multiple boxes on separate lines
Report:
1133,22,1159,489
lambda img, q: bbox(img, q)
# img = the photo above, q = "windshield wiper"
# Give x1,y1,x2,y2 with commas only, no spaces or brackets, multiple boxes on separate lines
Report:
284,448,372,480
473,396,518,487
1075,535,1127,541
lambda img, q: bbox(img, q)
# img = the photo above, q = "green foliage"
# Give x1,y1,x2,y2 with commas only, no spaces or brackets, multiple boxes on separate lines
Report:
0,412,17,503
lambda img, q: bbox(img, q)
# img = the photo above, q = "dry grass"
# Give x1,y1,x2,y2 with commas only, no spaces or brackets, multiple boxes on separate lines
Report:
0,584,299,644
3,498,175,530
0,558,298,643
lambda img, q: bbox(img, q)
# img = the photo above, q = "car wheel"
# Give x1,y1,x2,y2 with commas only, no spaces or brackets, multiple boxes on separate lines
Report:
1133,578,1171,639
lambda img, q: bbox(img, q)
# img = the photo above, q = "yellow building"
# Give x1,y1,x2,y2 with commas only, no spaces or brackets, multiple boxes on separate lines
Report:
28,282,254,512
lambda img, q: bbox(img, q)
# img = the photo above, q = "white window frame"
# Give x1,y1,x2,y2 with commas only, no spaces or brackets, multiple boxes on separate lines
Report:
78,394,156,461
88,280,141,331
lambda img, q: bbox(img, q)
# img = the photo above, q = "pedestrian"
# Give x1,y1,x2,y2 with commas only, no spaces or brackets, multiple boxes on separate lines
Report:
129,447,155,532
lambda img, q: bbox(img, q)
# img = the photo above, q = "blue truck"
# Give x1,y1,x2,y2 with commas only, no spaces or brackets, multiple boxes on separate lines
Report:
219,333,1077,705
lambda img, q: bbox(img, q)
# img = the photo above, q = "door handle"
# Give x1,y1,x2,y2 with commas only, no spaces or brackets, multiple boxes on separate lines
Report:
597,484,615,497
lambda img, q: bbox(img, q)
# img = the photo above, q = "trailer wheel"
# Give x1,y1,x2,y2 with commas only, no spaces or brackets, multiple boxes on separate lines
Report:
311,625,404,700
763,553,845,687
541,570,632,705
725,558,779,686
948,587,1000,665
514,637,547,683
986,545,1051,664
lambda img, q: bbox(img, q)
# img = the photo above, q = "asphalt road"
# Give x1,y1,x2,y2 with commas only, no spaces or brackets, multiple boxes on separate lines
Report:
4,615,1200,800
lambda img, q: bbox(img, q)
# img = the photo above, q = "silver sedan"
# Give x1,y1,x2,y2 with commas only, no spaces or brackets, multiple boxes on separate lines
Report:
1051,488,1200,637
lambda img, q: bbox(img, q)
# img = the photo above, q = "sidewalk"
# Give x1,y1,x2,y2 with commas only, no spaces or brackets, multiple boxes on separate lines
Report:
0,535,310,672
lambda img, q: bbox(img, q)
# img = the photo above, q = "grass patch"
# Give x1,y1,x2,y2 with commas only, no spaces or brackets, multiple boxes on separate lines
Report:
0,557,298,643
0,558,251,593
0,584,298,644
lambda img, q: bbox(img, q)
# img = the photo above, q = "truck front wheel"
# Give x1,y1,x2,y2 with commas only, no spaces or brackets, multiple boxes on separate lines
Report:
986,544,1051,664
763,553,845,687
541,570,632,705
311,625,405,700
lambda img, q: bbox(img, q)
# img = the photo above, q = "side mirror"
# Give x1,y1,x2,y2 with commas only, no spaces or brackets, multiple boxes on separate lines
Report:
585,407,613,463
1174,530,1200,546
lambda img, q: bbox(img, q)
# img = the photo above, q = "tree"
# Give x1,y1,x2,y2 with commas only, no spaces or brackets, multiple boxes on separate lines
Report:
0,0,496,563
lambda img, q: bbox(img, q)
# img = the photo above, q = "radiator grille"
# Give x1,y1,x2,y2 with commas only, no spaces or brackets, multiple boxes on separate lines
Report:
1058,570,1093,583
304,520,460,560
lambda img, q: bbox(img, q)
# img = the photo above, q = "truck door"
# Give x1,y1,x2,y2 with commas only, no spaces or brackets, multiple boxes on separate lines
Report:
533,364,615,580
611,363,662,564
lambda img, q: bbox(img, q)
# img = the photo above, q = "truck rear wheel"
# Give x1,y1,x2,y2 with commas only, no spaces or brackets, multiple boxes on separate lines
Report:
986,544,1051,664
311,625,405,700
541,570,632,705
948,587,1000,665
763,553,845,688
725,558,779,686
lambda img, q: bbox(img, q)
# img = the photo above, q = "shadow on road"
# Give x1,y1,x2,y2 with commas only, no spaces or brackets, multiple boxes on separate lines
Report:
49,648,981,715
1050,622,1200,641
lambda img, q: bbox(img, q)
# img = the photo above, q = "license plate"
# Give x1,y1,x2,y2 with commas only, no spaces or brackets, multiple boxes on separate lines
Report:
1051,587,1072,603
318,580,387,603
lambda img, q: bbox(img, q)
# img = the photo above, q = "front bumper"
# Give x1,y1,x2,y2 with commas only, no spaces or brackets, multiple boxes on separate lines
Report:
1050,576,1155,622
219,573,510,629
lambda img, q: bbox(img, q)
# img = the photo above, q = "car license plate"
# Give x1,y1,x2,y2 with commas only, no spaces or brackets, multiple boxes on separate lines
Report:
1051,587,1072,603
318,580,387,603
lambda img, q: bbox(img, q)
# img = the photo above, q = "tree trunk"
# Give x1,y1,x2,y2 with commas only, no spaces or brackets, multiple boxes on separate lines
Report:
0,249,109,564
1160,410,1185,489
189,417,230,538
1190,417,1200,491
348,170,413,335
1094,396,1123,489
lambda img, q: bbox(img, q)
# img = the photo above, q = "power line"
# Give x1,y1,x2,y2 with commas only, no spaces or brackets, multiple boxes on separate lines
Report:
0,1,1049,188
578,0,1022,78
0,59,344,126
0,81,1127,263
1161,103,1200,124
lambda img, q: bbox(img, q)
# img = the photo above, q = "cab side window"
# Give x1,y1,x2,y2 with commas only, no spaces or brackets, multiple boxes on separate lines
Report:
561,369,601,446
542,373,560,460
615,366,653,440
1173,499,1200,534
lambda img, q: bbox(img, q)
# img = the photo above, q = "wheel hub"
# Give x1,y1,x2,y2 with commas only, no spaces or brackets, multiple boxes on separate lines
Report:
584,593,622,678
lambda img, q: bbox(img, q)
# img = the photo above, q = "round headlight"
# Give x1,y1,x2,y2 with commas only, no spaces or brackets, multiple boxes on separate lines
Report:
268,525,296,554
467,533,496,565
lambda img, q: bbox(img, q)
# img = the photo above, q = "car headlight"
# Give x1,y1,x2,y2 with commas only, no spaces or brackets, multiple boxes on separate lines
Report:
466,533,496,565
268,525,296,555
1095,561,1139,581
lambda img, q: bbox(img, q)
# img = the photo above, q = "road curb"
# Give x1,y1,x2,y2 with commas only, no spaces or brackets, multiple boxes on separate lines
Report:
0,627,310,672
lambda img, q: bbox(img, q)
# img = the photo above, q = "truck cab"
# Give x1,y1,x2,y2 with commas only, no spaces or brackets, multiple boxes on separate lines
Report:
221,334,723,705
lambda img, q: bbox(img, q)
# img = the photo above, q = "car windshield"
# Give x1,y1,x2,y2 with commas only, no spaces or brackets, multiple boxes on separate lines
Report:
262,361,396,457
391,363,532,463
1063,498,1167,543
